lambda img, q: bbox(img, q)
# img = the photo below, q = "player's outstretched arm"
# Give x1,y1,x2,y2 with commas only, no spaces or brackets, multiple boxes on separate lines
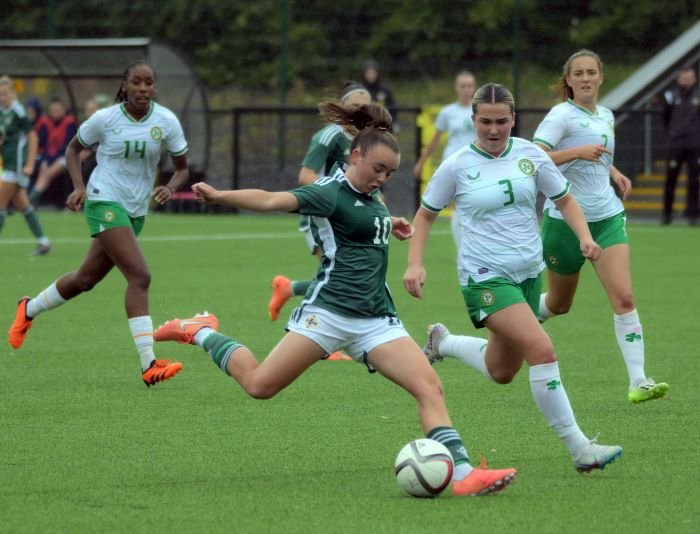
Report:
191,182,299,213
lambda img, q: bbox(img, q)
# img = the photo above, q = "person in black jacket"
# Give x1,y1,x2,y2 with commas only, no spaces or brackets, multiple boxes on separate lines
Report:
361,59,399,132
662,66,700,226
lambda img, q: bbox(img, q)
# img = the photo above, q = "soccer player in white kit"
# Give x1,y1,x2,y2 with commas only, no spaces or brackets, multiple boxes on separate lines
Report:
414,71,478,247
404,83,623,474
8,61,191,387
533,49,668,404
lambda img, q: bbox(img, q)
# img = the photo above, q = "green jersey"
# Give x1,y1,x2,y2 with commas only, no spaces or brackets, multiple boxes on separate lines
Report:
291,168,397,318
1,101,32,172
301,124,352,175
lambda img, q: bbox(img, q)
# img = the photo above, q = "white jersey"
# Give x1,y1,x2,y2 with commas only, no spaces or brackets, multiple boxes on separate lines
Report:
422,137,570,284
435,102,476,160
533,99,623,222
77,102,188,217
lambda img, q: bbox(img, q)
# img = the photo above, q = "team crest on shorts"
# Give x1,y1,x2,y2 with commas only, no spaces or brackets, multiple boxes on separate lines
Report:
518,159,535,175
103,210,115,222
304,315,319,329
548,255,559,267
150,126,163,141
480,290,495,306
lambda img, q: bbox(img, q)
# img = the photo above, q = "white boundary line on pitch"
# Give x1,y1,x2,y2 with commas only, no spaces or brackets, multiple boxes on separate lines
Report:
0,229,455,247
0,223,671,247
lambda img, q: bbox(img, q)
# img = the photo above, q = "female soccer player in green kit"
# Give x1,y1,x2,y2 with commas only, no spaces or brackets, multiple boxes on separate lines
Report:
154,102,517,497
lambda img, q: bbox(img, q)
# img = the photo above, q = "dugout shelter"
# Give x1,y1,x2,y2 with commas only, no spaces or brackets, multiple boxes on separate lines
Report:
0,38,209,202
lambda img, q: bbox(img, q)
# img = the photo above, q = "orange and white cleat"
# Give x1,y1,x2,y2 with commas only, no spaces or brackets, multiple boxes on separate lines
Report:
142,359,183,387
154,312,219,345
268,275,293,321
8,297,33,349
326,351,352,361
452,466,517,496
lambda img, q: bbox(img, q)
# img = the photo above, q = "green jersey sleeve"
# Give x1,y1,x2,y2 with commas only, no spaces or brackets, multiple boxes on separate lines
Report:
290,178,340,218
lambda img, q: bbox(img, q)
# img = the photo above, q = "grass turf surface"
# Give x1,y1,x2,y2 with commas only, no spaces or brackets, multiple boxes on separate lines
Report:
1,212,697,533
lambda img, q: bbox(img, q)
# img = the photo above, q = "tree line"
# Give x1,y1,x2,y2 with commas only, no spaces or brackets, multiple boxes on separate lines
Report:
3,0,698,89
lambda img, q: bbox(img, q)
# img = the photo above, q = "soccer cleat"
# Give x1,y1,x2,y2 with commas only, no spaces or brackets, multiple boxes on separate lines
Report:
423,323,450,364
8,297,33,349
268,275,293,321
452,467,517,496
154,312,219,345
326,351,352,361
628,378,669,404
142,359,183,387
29,243,52,256
572,437,623,473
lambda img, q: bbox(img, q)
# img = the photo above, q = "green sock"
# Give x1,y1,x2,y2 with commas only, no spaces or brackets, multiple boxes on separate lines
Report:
291,280,312,296
202,332,243,375
427,426,470,466
23,208,46,239
29,189,42,204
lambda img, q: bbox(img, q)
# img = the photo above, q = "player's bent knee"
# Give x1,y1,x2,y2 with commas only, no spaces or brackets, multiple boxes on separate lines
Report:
613,292,635,312
489,369,516,384
244,380,282,400
548,301,572,315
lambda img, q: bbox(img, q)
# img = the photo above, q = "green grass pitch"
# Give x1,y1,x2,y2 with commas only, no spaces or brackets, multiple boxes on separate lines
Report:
1,212,697,533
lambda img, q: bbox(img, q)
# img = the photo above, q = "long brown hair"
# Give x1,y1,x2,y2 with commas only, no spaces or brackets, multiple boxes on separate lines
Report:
553,49,603,102
318,101,399,155
472,83,515,114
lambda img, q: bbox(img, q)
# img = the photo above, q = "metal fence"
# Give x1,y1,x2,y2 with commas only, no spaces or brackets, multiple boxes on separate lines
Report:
206,106,666,217
39,106,667,216
208,106,422,217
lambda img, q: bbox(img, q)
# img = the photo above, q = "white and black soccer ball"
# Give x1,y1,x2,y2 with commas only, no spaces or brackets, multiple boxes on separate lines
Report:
394,439,454,497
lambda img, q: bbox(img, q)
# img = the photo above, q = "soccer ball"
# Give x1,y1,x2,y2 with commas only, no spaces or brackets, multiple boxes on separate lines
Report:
394,439,454,497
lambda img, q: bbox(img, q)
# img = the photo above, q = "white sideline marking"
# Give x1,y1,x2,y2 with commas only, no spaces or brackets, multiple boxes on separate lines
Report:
0,229,455,247
0,223,666,247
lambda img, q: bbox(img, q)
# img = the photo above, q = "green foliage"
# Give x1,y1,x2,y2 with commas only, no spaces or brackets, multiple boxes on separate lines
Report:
0,0,697,89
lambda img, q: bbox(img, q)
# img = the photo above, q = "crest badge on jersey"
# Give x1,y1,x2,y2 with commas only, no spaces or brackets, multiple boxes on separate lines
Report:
480,290,495,306
150,126,163,141
518,159,535,176
103,210,115,223
548,255,559,267
304,315,319,329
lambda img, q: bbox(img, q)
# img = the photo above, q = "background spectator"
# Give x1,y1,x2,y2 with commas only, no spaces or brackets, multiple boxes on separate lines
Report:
661,65,700,226
29,97,77,204
361,58,398,131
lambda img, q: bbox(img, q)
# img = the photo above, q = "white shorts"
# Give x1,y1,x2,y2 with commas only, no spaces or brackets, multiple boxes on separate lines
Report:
286,304,409,369
298,216,319,254
1,170,30,188
302,226,318,254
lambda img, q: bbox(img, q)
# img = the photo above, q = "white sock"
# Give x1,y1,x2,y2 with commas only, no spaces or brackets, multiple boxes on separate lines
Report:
439,334,494,381
529,362,589,455
453,462,473,480
194,327,215,347
129,316,156,371
536,293,554,323
26,282,67,318
613,309,646,387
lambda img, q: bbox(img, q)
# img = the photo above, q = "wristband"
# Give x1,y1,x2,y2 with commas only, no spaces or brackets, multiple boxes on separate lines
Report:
164,185,174,194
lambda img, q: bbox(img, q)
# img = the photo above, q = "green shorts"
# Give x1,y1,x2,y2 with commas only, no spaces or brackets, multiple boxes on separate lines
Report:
462,275,542,329
85,200,145,237
542,210,628,275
